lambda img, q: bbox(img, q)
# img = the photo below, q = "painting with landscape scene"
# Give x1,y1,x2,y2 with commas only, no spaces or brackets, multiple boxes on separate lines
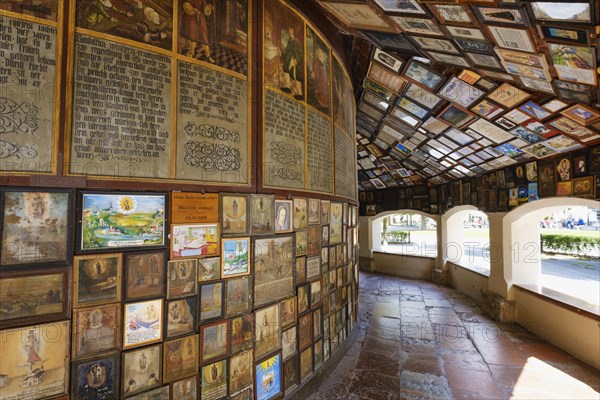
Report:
80,192,166,252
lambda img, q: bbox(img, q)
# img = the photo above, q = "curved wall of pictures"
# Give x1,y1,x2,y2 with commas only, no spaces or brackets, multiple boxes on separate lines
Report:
0,2,359,400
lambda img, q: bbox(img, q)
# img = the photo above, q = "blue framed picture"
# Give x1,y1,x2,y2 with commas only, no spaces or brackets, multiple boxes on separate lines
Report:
256,353,282,400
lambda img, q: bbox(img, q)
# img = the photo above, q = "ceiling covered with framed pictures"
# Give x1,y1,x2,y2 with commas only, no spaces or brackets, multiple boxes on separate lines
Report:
315,0,600,192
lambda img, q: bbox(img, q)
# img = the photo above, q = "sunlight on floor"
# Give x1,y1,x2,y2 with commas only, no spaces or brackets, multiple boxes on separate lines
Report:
511,358,599,399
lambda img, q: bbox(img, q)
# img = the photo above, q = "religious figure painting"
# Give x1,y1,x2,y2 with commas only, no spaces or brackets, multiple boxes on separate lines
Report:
76,0,173,50
306,26,330,115
263,0,305,100
178,0,249,75
0,321,70,400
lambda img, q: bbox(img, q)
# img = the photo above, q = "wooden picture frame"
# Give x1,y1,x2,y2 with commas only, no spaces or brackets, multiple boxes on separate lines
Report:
121,344,162,397
319,1,397,32
487,83,531,108
1,188,73,268
71,351,120,400
255,353,282,400
253,235,295,307
274,199,293,233
225,275,252,317
220,194,249,235
438,104,477,128
528,1,595,25
437,76,485,108
282,326,298,361
560,104,600,126
231,314,254,354
198,256,221,282
167,259,198,299
201,359,228,399
78,191,167,253
200,320,229,365
73,253,122,307
163,334,199,383
485,25,536,53
171,375,198,400
372,48,404,73
72,301,120,359
255,303,281,359
0,321,70,400
281,296,297,329
298,312,313,350
427,3,477,27
123,298,164,349
198,281,225,323
250,194,275,235
170,223,219,259
124,250,167,301
221,237,251,279
401,60,446,92
0,267,70,329
229,349,253,395
367,62,406,95
166,296,198,339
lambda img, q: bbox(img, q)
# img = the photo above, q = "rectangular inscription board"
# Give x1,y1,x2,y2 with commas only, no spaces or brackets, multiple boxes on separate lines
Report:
170,192,219,224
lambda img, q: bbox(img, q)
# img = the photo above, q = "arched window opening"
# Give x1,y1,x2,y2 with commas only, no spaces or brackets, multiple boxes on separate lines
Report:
539,206,599,306
460,211,490,272
379,212,437,257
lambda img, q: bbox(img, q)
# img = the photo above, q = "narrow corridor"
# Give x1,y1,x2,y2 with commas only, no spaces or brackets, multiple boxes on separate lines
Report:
307,272,600,400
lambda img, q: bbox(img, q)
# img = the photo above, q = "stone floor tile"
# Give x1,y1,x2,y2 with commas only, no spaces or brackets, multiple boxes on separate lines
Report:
399,371,452,400
401,353,445,376
445,367,504,399
356,350,401,377
349,369,401,400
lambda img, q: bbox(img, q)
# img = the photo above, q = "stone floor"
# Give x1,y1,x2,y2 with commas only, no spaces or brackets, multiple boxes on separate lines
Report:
307,272,600,400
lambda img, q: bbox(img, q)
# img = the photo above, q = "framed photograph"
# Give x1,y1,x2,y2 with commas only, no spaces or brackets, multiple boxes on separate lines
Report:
319,2,396,32
573,176,594,197
171,375,198,400
73,253,122,307
428,4,476,26
72,301,120,359
1,188,73,268
538,25,590,45
0,321,70,400
199,281,224,322
201,359,227,400
438,104,477,128
225,276,252,317
372,48,404,73
473,6,530,27
250,194,275,235
231,314,254,354
529,1,594,24
0,268,69,329
78,191,167,253
124,250,166,301
221,194,248,235
367,63,406,95
437,76,485,108
402,60,445,92
166,296,197,339
254,235,295,307
485,26,536,53
255,303,281,359
255,353,282,400
560,104,600,126
122,344,162,397
547,43,597,85
123,298,163,349
229,349,253,396
170,224,219,259
274,199,293,233
167,259,198,299
487,83,531,108
198,257,221,282
163,334,199,383
471,99,504,120
220,237,250,279
71,351,120,400
200,320,229,364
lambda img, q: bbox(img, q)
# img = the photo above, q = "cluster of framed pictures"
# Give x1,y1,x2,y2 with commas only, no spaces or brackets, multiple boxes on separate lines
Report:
0,187,360,400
